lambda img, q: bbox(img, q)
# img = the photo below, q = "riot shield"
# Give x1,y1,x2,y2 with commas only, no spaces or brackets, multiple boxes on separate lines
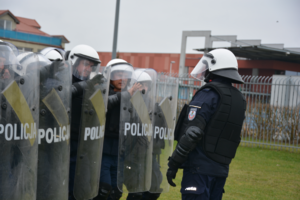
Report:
117,68,157,193
0,46,39,200
73,66,110,200
36,57,72,200
150,75,178,193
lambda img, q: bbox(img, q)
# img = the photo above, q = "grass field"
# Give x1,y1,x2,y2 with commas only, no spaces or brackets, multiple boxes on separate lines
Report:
121,146,300,199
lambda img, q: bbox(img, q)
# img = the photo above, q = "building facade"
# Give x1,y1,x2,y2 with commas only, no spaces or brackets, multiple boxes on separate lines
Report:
98,51,300,77
0,10,69,52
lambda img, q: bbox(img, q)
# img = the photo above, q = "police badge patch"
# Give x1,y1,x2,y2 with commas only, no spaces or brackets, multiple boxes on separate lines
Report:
188,108,197,121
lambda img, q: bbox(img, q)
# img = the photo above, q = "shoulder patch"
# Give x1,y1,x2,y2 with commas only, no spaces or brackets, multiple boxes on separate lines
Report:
188,108,197,121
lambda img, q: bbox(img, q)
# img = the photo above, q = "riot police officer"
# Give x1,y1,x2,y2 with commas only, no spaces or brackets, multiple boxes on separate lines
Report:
167,49,246,200
0,41,40,200
124,69,156,200
67,44,102,200
16,51,70,200
93,59,141,200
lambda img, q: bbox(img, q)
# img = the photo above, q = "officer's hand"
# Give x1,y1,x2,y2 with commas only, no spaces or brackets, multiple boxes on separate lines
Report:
128,83,142,96
87,74,105,87
166,167,178,187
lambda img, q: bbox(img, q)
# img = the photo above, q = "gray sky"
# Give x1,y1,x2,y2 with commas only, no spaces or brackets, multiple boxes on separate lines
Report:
2,0,300,53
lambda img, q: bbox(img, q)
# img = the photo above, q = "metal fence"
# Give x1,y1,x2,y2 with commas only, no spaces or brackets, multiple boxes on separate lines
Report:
158,73,300,152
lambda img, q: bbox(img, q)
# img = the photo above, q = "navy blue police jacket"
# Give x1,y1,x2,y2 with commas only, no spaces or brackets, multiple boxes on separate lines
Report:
181,77,230,177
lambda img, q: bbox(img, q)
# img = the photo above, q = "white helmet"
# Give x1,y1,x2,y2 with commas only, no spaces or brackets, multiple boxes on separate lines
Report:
17,52,51,76
191,48,243,83
133,69,152,83
132,69,153,93
106,58,134,80
0,40,19,57
40,47,65,61
67,44,101,80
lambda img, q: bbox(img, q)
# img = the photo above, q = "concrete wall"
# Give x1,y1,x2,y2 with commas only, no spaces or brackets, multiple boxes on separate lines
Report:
98,52,202,74
97,51,300,76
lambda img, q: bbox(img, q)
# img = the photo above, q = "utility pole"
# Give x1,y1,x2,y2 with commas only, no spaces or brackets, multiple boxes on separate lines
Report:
112,0,120,59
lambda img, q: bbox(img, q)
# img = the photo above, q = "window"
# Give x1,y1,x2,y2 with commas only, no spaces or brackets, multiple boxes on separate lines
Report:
16,47,33,52
0,19,12,30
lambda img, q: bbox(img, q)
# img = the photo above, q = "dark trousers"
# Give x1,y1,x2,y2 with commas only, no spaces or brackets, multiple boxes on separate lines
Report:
181,169,226,200
100,154,118,188
69,140,77,200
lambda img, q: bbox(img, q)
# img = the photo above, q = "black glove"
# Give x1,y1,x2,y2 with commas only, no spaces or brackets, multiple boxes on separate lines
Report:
166,157,179,187
72,74,106,99
166,167,178,187
86,74,105,87
40,60,65,82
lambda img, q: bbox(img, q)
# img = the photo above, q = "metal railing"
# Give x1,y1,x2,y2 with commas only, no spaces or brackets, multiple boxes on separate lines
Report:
159,73,300,152
0,29,62,46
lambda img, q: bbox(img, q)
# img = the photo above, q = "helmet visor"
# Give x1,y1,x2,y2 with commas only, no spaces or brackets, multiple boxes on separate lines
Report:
72,55,100,81
191,56,211,81
0,44,19,66
109,63,134,81
1,44,22,77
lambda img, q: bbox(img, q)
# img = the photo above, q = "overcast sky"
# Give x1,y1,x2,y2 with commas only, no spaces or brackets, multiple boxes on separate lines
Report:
2,0,300,53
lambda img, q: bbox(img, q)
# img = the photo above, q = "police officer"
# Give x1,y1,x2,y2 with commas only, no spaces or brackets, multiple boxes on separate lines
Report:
67,44,102,200
0,42,40,200
94,59,141,200
123,69,155,200
167,49,246,200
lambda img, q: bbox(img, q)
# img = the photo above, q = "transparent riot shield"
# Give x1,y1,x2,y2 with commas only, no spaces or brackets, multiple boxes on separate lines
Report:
0,46,39,200
117,68,157,193
150,75,178,193
36,57,72,200
73,66,110,200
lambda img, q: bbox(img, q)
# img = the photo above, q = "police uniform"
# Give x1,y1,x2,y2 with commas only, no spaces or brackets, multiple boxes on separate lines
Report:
180,78,228,200
69,75,84,200
167,49,246,200
66,44,102,200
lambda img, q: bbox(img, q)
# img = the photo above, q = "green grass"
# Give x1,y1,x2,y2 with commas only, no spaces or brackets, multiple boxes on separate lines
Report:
121,146,300,199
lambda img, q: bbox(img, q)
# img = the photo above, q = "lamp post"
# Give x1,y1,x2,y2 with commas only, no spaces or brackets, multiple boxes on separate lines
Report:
170,61,175,75
112,0,120,59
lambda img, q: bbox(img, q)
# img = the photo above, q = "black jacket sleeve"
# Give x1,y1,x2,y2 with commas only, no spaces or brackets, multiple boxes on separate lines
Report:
168,114,206,169
107,91,131,110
